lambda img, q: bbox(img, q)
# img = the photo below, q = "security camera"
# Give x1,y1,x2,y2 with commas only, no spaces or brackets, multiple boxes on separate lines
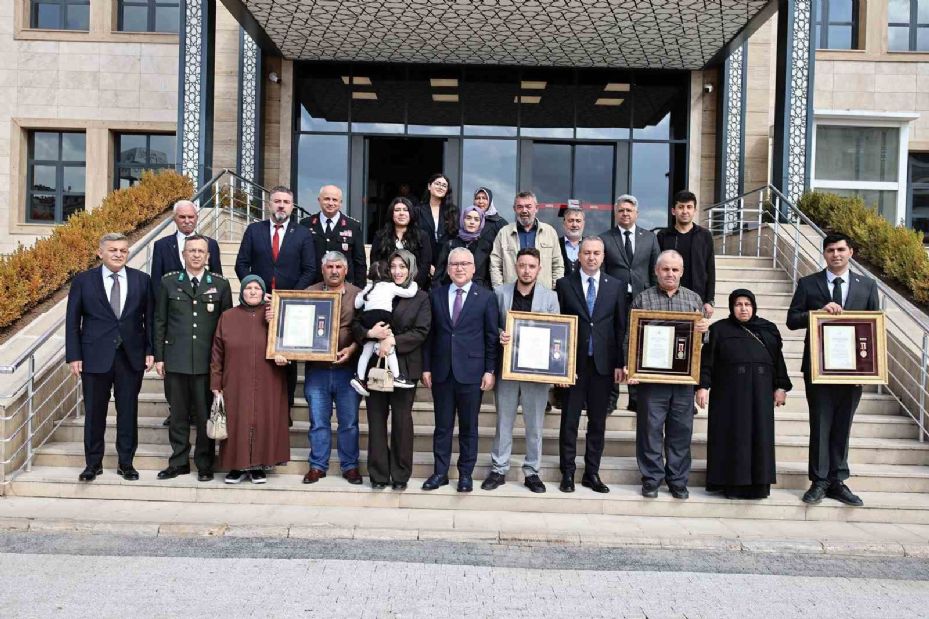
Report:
703,83,713,94
268,72,281,84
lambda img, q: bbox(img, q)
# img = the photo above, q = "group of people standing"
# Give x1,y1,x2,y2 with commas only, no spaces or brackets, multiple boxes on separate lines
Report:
64,173,877,507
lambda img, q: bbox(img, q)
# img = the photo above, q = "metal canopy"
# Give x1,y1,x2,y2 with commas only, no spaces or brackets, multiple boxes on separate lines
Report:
231,0,772,69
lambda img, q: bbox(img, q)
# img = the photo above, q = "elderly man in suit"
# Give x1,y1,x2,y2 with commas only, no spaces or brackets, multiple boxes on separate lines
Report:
66,233,154,482
787,232,880,507
602,194,660,413
299,185,367,288
482,248,560,494
556,236,626,494
422,247,499,492
235,185,316,414
151,199,223,427
559,207,585,279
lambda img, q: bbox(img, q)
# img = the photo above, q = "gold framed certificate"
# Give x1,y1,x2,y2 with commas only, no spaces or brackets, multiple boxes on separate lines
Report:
266,290,341,362
809,311,887,384
500,311,578,385
627,310,703,384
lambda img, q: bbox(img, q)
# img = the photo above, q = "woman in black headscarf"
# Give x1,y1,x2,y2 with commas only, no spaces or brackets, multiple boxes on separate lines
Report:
696,289,792,499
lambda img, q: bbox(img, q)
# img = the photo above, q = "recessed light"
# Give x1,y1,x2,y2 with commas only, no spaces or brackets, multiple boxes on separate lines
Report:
514,95,541,104
521,81,547,90
595,98,624,106
352,91,377,100
604,83,630,92
341,76,372,85
430,78,458,88
432,94,459,102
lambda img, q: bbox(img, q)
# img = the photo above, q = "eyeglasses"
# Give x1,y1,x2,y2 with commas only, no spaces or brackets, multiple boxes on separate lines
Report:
431,181,449,188
449,261,473,268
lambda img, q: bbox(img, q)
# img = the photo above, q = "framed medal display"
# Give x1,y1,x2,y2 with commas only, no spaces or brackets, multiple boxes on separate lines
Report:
627,310,703,385
809,311,887,385
266,290,341,362
500,311,578,385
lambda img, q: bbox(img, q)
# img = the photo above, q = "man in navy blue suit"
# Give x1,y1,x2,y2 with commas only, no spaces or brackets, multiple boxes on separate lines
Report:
235,185,316,412
151,199,223,426
66,233,154,482
422,246,499,492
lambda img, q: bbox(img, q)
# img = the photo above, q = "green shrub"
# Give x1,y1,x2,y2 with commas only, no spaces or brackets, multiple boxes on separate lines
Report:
0,171,193,328
798,191,929,304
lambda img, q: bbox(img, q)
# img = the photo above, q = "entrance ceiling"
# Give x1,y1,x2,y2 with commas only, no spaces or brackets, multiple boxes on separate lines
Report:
234,0,773,70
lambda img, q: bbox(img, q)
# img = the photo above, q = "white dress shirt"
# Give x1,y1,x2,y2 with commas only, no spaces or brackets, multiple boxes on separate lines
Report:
321,211,341,232
269,219,290,244
102,266,128,316
581,269,600,300
826,269,850,307
175,230,190,267
447,281,473,318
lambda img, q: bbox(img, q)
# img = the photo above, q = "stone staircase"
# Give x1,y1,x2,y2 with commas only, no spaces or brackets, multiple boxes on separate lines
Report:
8,247,929,525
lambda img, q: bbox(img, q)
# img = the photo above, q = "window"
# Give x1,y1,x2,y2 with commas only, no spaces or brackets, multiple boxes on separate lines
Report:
814,0,858,49
27,131,86,223
115,133,176,188
908,153,929,242
29,0,89,30
117,0,179,33
888,0,929,51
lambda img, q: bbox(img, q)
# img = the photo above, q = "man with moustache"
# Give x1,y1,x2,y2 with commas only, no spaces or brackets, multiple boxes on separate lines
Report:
559,207,585,278
299,185,366,288
490,191,564,290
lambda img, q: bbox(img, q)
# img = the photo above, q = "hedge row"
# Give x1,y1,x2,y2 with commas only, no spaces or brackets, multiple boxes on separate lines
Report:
798,191,929,304
0,171,193,328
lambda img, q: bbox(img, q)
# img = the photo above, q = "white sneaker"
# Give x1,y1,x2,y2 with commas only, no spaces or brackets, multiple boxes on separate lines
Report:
224,470,246,484
394,376,416,389
350,376,370,396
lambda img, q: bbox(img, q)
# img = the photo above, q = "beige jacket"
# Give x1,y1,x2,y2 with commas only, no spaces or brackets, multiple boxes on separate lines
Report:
489,220,565,290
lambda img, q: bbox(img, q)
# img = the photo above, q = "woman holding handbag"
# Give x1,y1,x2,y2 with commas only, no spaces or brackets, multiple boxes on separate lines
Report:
210,275,290,484
352,250,432,490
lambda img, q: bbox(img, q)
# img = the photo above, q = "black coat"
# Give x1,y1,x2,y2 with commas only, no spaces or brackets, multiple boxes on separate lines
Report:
657,224,715,305
433,236,492,289
555,271,626,376
150,233,223,296
299,212,367,288
369,228,433,290
415,202,457,267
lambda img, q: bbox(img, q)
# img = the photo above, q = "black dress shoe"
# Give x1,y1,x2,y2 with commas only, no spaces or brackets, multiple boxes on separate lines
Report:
422,474,449,490
582,474,610,494
642,483,659,498
669,485,689,500
559,473,575,493
198,471,214,482
157,465,191,480
457,475,474,493
78,466,102,482
481,472,506,490
524,475,546,493
117,465,139,481
826,482,864,507
371,481,388,489
627,400,637,412
391,481,408,490
802,481,829,505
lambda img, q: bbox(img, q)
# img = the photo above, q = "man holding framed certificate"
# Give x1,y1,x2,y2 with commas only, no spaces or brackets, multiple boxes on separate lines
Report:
787,232,880,507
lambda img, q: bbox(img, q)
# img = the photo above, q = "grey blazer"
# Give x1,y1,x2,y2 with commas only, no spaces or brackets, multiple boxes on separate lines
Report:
601,225,660,298
494,282,560,331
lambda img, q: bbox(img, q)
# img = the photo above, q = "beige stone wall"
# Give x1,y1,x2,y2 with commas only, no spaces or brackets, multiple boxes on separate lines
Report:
693,68,718,207
212,7,240,173
743,17,777,191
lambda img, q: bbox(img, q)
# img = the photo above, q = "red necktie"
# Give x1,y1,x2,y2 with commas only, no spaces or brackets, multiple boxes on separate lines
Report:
271,224,282,290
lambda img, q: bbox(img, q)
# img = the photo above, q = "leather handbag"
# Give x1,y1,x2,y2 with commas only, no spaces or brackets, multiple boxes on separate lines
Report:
366,356,395,393
207,394,228,440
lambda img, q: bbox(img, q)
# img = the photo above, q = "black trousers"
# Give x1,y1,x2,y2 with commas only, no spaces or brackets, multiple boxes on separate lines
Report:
81,347,142,468
165,372,214,473
559,355,612,476
432,378,482,477
366,388,415,484
804,375,862,483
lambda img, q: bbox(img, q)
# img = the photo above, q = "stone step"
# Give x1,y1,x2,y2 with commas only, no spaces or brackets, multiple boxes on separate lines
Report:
715,279,795,294
715,267,791,281
12,466,929,524
715,256,778,268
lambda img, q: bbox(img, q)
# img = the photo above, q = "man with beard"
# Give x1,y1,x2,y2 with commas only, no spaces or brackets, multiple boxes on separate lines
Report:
490,191,564,290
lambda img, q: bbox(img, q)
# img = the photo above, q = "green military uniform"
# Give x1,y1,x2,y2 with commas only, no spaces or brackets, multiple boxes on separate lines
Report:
154,270,233,474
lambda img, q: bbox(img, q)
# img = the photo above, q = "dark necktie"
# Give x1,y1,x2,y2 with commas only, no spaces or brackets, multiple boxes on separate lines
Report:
452,287,464,325
191,276,199,295
325,218,333,234
586,276,596,355
832,276,844,307
109,273,121,317
623,230,633,263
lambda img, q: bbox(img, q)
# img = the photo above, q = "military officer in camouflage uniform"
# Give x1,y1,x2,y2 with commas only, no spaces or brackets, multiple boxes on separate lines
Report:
154,234,233,482
300,185,367,288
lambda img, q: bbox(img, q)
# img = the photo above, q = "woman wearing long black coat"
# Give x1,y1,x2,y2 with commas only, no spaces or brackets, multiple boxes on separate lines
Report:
696,288,792,499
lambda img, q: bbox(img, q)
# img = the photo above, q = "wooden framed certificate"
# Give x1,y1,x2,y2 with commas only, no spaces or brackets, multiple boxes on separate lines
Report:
500,311,578,385
266,290,341,362
809,311,887,384
627,310,703,384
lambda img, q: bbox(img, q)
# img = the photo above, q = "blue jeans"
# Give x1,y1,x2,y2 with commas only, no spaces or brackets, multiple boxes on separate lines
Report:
304,365,360,472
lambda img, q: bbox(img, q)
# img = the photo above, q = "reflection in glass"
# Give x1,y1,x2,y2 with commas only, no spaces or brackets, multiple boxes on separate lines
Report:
530,142,572,203
63,194,85,219
462,68,517,137
121,5,147,31
298,65,350,132
32,165,56,191
29,194,56,222
815,126,899,182
351,65,405,134
66,3,89,29
631,142,671,231
149,134,175,162
519,69,574,139
155,5,178,33
574,144,614,205
576,70,631,140
461,139,517,213
33,132,58,161
297,134,349,211
888,0,909,22
62,133,85,161
63,166,85,193
830,188,899,223
408,68,461,135
888,26,910,51
911,186,929,241
632,75,687,140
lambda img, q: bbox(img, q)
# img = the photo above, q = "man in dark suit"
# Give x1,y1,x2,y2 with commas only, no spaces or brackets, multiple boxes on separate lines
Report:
555,236,626,494
787,232,880,507
602,194,660,412
151,199,223,427
298,184,366,288
422,246,499,492
154,235,232,482
66,233,154,482
559,206,585,279
235,185,316,412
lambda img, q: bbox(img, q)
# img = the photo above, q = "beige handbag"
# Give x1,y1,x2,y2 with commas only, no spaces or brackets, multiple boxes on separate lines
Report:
366,356,395,393
207,394,228,440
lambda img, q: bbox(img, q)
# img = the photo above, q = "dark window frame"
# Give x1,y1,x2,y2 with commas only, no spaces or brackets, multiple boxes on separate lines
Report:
26,131,86,224
815,0,859,49
114,132,177,189
116,0,180,33
889,0,929,51
29,0,90,30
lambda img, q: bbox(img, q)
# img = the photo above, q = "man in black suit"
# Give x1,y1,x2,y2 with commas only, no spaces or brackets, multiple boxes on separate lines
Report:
299,184,366,288
559,206,585,278
787,232,880,507
602,194,660,412
421,246,499,493
66,233,154,482
151,199,223,426
235,185,316,412
555,236,626,494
